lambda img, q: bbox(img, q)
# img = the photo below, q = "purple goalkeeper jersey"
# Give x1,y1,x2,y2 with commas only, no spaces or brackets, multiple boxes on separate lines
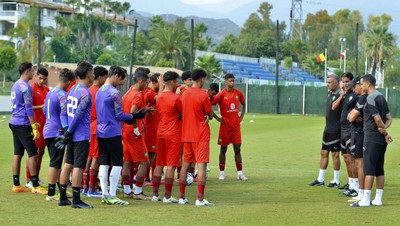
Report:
96,84,132,138
43,87,68,139
63,84,92,142
9,79,34,126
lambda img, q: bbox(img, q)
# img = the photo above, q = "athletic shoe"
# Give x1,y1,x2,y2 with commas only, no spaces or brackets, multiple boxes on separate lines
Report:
342,189,358,197
350,202,370,207
86,191,102,198
371,199,383,206
308,179,324,186
46,194,60,201
31,186,48,195
107,197,129,205
178,198,190,205
58,199,72,206
195,199,215,206
326,181,340,188
206,166,211,172
338,183,349,190
25,181,33,189
12,185,31,193
123,192,133,199
152,195,162,202
71,200,93,209
133,192,149,200
237,175,248,181
163,197,179,204
66,191,73,198
82,189,88,196
219,172,225,180
101,198,110,204
348,196,362,203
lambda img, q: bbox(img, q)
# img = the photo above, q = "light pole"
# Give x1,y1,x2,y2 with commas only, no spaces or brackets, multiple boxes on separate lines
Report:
339,38,346,69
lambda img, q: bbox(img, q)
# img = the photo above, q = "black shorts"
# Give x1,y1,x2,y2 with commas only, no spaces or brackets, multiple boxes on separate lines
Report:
350,132,363,159
340,129,351,154
98,136,123,166
9,123,37,157
363,141,387,177
321,132,340,152
65,141,89,169
46,138,65,169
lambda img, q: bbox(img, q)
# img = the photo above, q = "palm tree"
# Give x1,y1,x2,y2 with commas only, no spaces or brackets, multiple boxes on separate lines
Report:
65,0,80,17
121,2,131,32
362,25,396,76
107,1,123,34
194,54,223,80
99,0,110,18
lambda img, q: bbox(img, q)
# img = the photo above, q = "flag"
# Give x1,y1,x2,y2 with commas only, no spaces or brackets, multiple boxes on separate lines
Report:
317,53,325,63
340,51,346,59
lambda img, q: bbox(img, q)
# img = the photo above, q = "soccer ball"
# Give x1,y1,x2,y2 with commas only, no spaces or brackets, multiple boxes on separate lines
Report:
186,173,194,186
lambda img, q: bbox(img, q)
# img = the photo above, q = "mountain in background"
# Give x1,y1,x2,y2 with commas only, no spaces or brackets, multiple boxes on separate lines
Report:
127,11,241,45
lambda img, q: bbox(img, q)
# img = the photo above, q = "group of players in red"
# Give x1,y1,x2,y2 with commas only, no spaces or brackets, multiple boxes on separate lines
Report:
9,61,248,208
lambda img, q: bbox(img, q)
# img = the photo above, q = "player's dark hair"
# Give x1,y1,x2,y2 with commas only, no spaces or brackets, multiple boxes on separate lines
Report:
108,66,126,79
224,73,235,80
342,72,354,81
94,66,108,80
75,61,93,80
209,83,219,93
164,71,179,82
136,67,150,75
150,73,161,83
134,70,148,83
362,74,376,86
192,68,207,81
181,70,192,81
19,62,33,75
37,68,49,77
59,68,75,83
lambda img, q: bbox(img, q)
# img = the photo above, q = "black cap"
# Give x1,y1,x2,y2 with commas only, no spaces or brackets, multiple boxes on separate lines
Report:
352,76,361,86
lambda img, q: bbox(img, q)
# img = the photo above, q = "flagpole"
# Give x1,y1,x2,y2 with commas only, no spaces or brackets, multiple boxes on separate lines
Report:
344,50,346,72
324,48,327,83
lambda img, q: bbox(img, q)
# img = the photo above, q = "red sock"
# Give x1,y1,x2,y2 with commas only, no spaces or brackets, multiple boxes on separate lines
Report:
83,170,89,190
152,176,161,196
26,167,31,182
235,161,242,171
164,177,173,198
179,181,187,199
135,176,144,188
197,181,206,201
122,175,131,186
88,168,98,192
219,162,225,171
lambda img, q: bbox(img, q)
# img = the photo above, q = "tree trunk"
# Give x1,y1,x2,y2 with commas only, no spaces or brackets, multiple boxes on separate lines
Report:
3,73,5,88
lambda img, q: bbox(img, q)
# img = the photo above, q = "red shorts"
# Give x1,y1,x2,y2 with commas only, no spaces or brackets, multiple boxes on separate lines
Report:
35,126,46,148
218,124,242,146
89,134,100,158
122,127,149,163
157,137,181,167
183,142,209,163
145,130,157,153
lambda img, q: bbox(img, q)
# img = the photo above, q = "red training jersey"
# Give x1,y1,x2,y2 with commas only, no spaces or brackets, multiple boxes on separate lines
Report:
122,87,144,132
31,83,49,126
144,88,160,132
212,88,245,128
157,91,182,140
66,80,76,93
182,87,212,142
89,84,100,135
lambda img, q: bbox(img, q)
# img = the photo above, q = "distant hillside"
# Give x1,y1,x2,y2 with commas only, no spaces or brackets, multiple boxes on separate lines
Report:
126,12,241,45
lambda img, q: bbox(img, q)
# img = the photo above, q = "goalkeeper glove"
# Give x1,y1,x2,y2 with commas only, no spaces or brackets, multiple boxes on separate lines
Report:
55,131,72,151
132,108,147,120
31,122,40,141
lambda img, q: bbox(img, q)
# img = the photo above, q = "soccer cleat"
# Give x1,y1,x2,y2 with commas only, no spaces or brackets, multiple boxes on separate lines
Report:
195,199,215,207
86,191,102,198
123,192,134,199
71,200,93,209
101,198,110,205
152,195,162,202
31,186,48,195
338,183,349,190
107,197,129,206
133,192,149,200
163,197,179,204
219,172,225,180
326,181,340,188
308,179,324,186
178,198,190,205
342,189,358,197
46,194,60,201
348,196,362,203
350,201,370,207
58,199,72,206
237,175,248,181
25,181,33,189
66,191,73,198
12,185,31,193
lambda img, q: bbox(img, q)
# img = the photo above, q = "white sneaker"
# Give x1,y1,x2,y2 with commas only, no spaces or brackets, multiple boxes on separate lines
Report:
178,198,189,205
195,199,215,206
25,181,33,189
152,196,161,202
163,197,179,204
237,174,248,181
219,172,225,180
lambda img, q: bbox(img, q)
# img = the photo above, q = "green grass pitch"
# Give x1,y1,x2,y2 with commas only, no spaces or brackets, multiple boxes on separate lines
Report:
0,114,400,225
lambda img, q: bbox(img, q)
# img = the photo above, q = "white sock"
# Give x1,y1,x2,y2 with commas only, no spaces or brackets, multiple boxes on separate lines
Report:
220,171,225,175
373,189,383,203
353,178,359,192
357,189,364,199
237,171,243,176
333,170,340,184
359,190,371,206
109,166,122,197
349,178,354,190
317,169,326,182
134,185,143,195
99,165,110,197
123,185,131,194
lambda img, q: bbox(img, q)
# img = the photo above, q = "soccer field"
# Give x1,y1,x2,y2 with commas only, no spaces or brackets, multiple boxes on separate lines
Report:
0,114,400,225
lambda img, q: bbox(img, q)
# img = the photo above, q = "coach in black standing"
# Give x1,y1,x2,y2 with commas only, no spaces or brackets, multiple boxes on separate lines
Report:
351,74,392,207
309,74,342,187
